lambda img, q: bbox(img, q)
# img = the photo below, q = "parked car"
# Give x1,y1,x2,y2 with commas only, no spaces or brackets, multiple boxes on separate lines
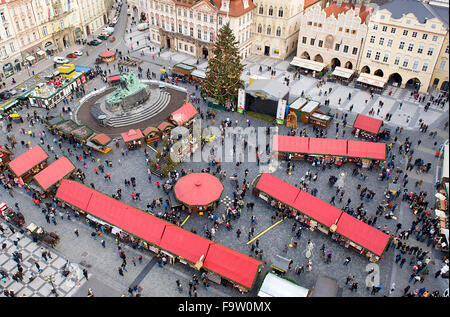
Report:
73,50,83,56
8,89,18,96
54,56,69,64
97,34,109,40
66,53,77,58
87,39,102,46
0,91,12,100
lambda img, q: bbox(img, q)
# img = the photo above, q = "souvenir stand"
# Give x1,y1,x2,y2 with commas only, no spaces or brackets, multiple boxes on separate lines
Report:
298,100,320,123
352,114,383,140
191,69,206,82
109,74,121,86
99,50,116,63
32,156,75,198
6,145,49,182
142,126,160,144
157,121,175,137
0,146,12,170
171,62,197,80
71,125,94,144
54,119,80,138
308,112,332,129
86,133,113,154
287,97,308,124
169,102,198,128
173,173,223,214
121,129,144,150
308,137,348,166
272,134,309,161
0,99,19,114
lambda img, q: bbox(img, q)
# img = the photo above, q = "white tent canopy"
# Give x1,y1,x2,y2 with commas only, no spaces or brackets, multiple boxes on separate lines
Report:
258,272,310,297
332,66,354,79
357,73,387,88
290,57,326,72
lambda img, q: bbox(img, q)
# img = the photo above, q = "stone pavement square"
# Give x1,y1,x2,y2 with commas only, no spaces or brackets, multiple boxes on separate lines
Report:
37,283,53,297
25,242,40,253
0,277,13,289
17,287,33,297
17,237,32,248
52,273,66,287
8,281,24,293
51,257,67,270
41,267,57,277
28,277,46,291
58,280,75,293
413,109,442,127
2,259,18,271
0,254,9,265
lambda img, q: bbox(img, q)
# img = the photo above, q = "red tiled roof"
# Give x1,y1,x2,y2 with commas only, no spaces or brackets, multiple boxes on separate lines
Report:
7,145,48,177
304,0,322,9
91,133,112,146
212,0,256,17
323,1,371,23
121,129,144,143
33,156,75,191
353,114,383,134
170,102,198,125
142,126,159,136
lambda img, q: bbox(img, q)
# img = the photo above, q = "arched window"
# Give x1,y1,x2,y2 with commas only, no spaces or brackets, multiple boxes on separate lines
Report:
259,5,263,14
276,27,281,36
278,8,283,17
268,6,273,16
267,25,271,35
257,24,262,33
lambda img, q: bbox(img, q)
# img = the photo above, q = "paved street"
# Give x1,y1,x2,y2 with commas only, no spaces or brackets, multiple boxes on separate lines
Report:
0,1,449,298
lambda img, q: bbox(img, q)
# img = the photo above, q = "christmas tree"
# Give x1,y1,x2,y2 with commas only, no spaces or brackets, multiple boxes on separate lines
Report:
202,23,244,109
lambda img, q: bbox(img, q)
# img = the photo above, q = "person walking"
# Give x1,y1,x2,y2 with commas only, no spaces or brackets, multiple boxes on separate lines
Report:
101,240,106,248
83,269,89,280
74,228,79,237
343,256,351,266
118,267,124,276
389,282,396,295
345,275,354,285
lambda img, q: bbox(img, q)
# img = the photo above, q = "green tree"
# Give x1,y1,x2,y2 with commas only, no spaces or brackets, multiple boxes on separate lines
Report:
202,23,244,109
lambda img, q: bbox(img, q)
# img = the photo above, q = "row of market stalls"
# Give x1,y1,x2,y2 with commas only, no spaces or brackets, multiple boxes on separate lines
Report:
5,145,75,197
286,97,332,129
171,62,206,82
55,179,263,292
436,144,449,252
46,117,95,144
252,173,391,262
273,135,386,168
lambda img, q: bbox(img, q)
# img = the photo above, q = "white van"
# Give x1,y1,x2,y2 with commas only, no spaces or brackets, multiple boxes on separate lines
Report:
102,27,114,35
137,23,149,31
127,9,131,16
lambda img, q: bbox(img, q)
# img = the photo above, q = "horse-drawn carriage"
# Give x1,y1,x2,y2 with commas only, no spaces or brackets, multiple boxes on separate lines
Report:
0,203,25,227
26,222,60,247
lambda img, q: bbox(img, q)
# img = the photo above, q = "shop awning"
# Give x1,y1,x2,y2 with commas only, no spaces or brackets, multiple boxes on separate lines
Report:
335,212,391,257
331,67,354,79
291,191,342,228
109,75,120,82
7,145,48,177
203,244,263,290
191,69,206,79
308,137,348,157
158,225,212,264
255,173,300,206
33,156,75,191
174,173,223,207
25,55,35,62
36,50,46,56
170,102,198,125
121,129,144,143
272,135,309,154
99,50,115,58
75,66,92,74
258,272,309,297
353,114,383,135
290,57,326,72
357,73,386,88
347,140,386,161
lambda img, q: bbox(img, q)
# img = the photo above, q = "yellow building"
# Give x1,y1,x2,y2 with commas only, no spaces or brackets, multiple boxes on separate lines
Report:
359,0,448,93
429,30,449,92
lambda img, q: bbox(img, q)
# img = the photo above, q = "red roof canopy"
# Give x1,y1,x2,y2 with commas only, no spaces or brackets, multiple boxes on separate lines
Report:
121,129,144,143
336,212,391,256
353,114,383,135
91,133,112,146
291,191,342,228
55,179,94,211
33,156,75,191
174,173,223,206
255,173,300,206
109,75,120,82
170,102,198,125
203,244,262,289
159,225,212,264
308,137,348,157
157,121,174,131
347,140,386,160
100,50,115,58
7,145,48,177
142,126,159,136
272,135,309,153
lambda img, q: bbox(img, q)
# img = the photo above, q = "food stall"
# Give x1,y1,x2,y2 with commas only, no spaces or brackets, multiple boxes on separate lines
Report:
6,145,49,182
172,62,197,78
270,255,291,274
290,57,326,78
272,134,309,161
99,50,116,63
86,133,113,153
121,129,144,150
54,119,80,137
173,173,223,214
169,102,198,128
0,98,19,114
287,97,308,123
71,125,94,144
157,121,175,137
308,112,332,129
0,146,12,170
298,100,320,123
352,114,383,140
257,272,310,297
109,74,121,86
142,126,160,144
191,69,206,82
32,156,75,197
346,140,386,168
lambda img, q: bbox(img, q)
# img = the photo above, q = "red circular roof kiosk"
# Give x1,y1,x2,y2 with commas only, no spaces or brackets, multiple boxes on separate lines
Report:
174,173,223,212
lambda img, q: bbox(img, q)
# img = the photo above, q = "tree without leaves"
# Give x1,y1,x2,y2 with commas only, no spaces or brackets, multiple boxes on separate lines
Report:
202,23,244,108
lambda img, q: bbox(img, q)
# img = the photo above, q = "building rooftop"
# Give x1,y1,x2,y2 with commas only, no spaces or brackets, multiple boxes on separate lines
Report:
323,1,372,24
379,0,449,26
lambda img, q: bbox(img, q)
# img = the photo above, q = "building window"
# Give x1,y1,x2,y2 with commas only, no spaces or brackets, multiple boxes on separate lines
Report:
310,38,315,46
210,15,214,23
179,24,182,33
370,35,375,43
335,43,340,51
257,24,262,33
219,17,222,25
427,47,434,56
302,36,307,44
184,10,187,17
412,60,419,70
382,26,387,32
210,32,213,42
373,24,378,30
417,46,424,54
393,56,400,65
407,43,414,51
276,27,281,37
190,27,193,37
259,6,263,14
190,46,193,53
366,49,372,58
351,30,356,34
345,28,349,33
267,26,271,35
375,51,380,61
343,45,349,53
403,30,408,36
445,46,449,54
278,8,283,17
432,35,438,42
179,43,182,49
307,21,312,26
352,47,358,55
412,31,417,38
185,44,188,51
203,14,207,22
198,13,201,20
391,27,396,33
422,63,428,72
399,41,405,50
383,53,389,63
268,6,273,16
422,33,428,40
379,37,384,45
339,27,343,32
198,30,201,39
387,39,393,47
318,40,323,47
190,11,193,19
402,58,409,68
204,31,207,41
439,60,447,70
